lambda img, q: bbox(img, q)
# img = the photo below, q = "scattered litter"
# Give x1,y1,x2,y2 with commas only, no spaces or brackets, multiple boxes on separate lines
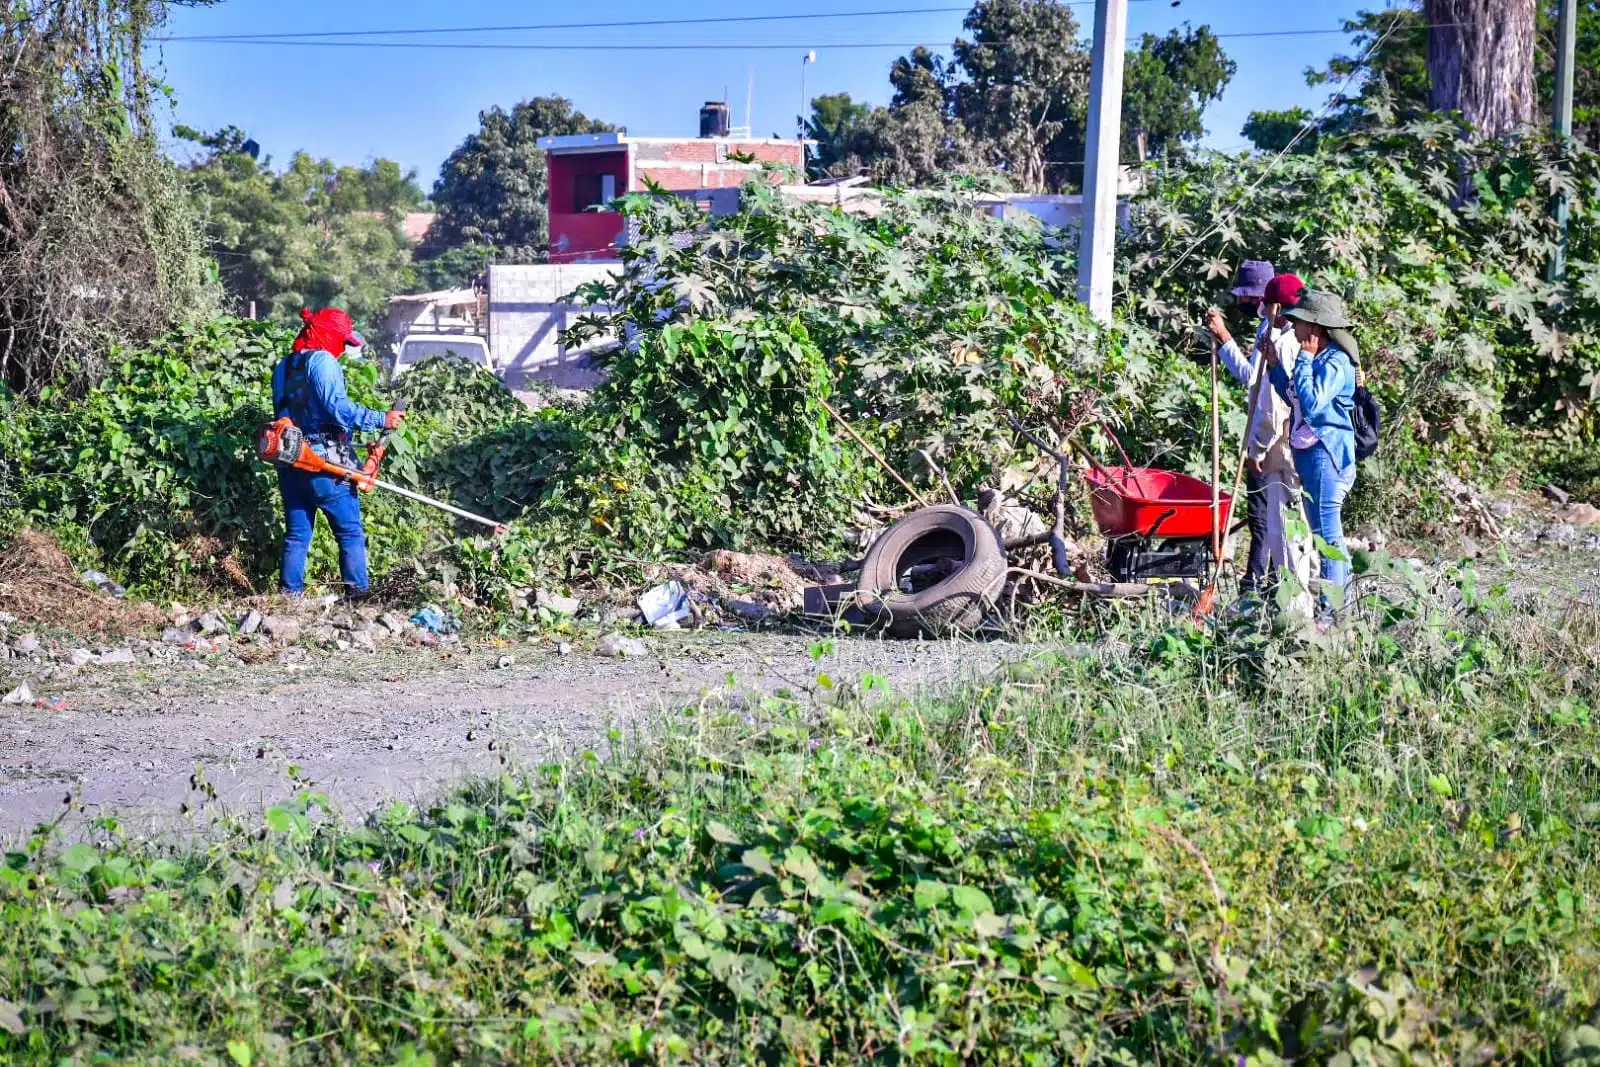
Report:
350,629,377,653
535,590,582,616
162,627,190,645
596,633,647,659
79,570,127,598
496,654,515,669
557,641,573,656
237,609,264,636
410,606,459,636
195,611,226,636
36,696,67,711
638,582,691,629
11,634,40,655
65,648,94,667
0,612,14,624
98,648,136,665
3,683,34,705
1542,484,1571,506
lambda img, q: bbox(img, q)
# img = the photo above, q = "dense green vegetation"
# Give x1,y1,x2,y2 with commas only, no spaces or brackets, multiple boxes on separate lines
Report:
3,592,1597,1062
6,112,1600,604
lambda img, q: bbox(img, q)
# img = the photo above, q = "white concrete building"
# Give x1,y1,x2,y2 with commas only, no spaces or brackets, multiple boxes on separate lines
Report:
486,263,618,390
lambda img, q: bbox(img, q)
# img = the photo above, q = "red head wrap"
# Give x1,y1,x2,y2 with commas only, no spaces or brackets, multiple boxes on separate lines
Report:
292,307,361,357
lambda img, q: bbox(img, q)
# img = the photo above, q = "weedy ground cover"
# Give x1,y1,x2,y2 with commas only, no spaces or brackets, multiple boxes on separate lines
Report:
2,592,1597,1064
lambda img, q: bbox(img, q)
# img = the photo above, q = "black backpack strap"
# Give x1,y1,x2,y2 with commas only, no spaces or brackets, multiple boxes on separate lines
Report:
277,350,312,420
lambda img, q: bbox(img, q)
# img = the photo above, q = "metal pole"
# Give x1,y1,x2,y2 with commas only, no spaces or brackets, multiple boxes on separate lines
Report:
1076,0,1130,323
1550,0,1577,284
800,51,815,143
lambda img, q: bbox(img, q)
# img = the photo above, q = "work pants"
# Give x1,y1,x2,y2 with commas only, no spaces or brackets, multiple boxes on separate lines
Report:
277,465,369,595
1293,444,1356,614
1240,467,1269,592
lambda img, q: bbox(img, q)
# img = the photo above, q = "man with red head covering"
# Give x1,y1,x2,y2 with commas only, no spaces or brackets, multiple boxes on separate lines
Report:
1206,270,1313,604
270,307,404,598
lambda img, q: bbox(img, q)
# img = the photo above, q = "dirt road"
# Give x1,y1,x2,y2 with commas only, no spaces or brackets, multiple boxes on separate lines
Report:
1,634,1018,843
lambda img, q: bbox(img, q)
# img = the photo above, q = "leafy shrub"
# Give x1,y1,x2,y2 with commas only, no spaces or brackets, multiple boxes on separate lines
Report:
0,319,573,597
582,317,866,551
570,181,1208,502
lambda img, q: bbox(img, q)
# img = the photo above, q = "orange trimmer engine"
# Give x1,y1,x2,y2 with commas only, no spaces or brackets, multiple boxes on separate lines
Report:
255,417,376,490
256,417,308,468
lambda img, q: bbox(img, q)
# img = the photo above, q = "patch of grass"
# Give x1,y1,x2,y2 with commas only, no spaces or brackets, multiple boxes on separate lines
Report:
2,599,1599,1064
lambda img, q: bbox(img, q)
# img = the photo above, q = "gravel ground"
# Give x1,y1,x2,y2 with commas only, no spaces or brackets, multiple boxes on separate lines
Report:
4,492,1593,846
0,633,1021,844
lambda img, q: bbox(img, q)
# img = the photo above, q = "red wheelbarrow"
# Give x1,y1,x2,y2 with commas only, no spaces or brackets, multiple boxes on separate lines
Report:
1083,466,1233,584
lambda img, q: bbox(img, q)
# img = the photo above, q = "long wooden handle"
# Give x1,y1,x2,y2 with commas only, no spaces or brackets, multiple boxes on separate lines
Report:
820,396,931,509
1221,302,1279,558
1210,335,1221,564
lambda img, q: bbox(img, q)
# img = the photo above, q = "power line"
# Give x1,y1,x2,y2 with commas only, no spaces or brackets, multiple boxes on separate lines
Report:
155,25,1459,52
154,3,1164,43
155,39,1012,51
1151,10,1418,286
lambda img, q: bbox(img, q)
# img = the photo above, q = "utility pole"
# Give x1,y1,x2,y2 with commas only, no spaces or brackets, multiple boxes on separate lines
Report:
800,51,816,143
1550,0,1577,284
1076,0,1129,324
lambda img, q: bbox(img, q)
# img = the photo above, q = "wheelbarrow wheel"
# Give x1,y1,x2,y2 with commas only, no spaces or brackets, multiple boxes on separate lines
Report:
856,505,1007,637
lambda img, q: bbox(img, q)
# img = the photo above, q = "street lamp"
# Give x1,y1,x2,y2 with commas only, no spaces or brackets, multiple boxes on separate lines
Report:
799,50,816,143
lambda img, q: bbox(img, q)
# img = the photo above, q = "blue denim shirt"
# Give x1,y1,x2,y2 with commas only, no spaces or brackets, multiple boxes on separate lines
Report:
1269,342,1356,472
271,349,386,442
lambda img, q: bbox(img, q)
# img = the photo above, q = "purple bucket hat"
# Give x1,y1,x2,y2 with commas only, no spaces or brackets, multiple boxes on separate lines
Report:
1230,259,1275,298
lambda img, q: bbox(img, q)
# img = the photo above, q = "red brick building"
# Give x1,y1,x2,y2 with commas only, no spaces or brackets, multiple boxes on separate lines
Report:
537,129,805,263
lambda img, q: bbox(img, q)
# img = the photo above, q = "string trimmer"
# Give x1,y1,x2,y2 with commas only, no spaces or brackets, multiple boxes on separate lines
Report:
256,398,506,533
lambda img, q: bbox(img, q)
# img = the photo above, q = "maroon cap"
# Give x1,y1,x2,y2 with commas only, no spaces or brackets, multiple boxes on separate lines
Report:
1264,273,1305,308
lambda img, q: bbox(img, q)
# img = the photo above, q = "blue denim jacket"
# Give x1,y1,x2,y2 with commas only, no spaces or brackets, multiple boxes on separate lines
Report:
271,349,387,442
1269,343,1356,472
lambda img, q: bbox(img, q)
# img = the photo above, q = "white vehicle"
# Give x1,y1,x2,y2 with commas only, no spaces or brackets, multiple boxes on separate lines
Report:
391,331,492,379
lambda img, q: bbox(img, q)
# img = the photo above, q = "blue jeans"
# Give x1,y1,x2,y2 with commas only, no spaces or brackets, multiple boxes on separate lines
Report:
1293,444,1356,611
277,466,369,595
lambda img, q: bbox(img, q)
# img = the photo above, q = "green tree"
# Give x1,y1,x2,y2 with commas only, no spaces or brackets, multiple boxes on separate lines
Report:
424,95,614,264
849,3,1233,192
952,0,1090,192
1121,25,1236,161
184,132,423,332
806,93,872,177
1241,107,1319,154
1298,2,1600,145
1306,6,1432,123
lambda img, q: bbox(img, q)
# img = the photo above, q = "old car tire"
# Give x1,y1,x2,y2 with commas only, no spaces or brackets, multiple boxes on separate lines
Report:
856,505,1008,637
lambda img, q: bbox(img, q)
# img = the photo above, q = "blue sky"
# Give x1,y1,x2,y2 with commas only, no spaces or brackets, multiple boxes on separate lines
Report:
154,0,1382,185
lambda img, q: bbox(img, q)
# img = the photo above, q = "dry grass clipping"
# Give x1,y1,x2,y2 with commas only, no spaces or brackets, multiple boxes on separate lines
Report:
0,529,164,637
179,534,256,595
